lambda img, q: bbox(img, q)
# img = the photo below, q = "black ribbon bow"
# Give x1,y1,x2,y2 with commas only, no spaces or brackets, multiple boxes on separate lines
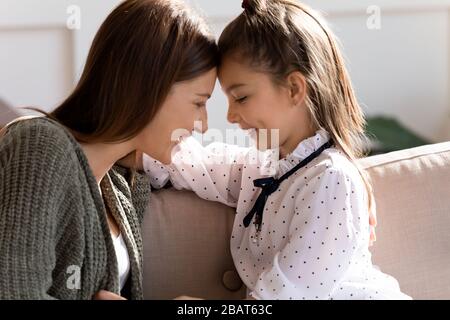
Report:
243,140,333,229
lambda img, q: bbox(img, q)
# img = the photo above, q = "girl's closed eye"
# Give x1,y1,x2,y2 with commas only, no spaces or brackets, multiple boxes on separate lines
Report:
235,96,248,104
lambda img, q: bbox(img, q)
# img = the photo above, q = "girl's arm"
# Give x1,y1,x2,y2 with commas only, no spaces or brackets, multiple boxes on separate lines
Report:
143,136,253,207
249,167,368,300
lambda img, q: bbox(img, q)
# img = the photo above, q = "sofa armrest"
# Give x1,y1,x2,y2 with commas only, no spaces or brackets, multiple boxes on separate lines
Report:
358,142,450,299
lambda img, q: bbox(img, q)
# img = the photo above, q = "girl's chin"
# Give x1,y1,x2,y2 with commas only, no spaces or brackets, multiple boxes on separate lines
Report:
244,128,258,143
246,129,279,151
256,140,275,152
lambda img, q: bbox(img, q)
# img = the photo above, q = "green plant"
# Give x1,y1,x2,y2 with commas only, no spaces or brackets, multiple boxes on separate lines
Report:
364,116,430,155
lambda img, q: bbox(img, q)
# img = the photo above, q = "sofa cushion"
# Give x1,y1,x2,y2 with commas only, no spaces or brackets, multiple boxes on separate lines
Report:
141,188,245,299
359,142,450,299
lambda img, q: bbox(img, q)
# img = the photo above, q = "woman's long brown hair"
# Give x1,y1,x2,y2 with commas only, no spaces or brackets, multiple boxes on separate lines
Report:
44,0,218,144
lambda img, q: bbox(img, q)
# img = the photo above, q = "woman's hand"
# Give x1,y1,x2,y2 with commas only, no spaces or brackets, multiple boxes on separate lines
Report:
174,295,204,300
94,290,127,300
174,295,254,300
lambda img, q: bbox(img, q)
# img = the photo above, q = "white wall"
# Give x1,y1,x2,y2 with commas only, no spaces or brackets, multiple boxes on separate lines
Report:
194,0,450,143
1,0,449,142
328,8,450,142
0,0,121,113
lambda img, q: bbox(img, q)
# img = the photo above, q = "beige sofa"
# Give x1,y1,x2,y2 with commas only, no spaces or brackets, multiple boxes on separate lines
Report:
141,142,450,300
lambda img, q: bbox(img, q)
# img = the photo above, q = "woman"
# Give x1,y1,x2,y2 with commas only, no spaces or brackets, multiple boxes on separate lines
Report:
0,0,217,299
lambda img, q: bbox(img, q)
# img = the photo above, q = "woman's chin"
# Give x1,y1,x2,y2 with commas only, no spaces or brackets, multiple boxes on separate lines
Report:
160,147,176,165
142,145,173,165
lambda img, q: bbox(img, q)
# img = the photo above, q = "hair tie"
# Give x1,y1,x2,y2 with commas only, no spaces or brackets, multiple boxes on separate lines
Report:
242,0,250,10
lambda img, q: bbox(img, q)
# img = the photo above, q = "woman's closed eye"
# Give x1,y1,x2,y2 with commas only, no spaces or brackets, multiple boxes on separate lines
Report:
194,102,206,108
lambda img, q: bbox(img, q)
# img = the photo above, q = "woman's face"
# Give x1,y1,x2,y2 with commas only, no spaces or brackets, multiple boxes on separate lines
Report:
138,68,217,164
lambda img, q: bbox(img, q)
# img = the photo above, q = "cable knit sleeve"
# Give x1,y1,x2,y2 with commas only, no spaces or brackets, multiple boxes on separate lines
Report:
0,119,77,299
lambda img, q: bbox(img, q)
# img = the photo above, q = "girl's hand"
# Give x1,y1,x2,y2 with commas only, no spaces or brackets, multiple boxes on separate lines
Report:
369,210,377,246
94,290,127,300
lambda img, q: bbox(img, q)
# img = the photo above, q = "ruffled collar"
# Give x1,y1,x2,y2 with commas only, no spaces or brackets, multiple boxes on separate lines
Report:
278,129,330,176
260,129,331,178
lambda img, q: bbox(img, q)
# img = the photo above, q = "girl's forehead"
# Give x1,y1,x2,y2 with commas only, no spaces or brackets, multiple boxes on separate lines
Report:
219,58,252,79
218,65,248,90
219,67,276,95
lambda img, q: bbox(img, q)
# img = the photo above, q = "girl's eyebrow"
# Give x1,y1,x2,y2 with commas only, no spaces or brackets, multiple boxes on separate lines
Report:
225,83,246,94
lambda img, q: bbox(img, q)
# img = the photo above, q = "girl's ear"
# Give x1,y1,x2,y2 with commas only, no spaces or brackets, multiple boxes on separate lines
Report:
286,71,307,107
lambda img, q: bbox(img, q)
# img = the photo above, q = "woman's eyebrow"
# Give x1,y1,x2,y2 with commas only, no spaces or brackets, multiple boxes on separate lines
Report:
196,93,211,98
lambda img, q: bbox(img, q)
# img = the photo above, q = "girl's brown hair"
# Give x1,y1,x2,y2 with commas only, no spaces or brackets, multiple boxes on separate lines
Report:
46,0,218,143
219,0,374,211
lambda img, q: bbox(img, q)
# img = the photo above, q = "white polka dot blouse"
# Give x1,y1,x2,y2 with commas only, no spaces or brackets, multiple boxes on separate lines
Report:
143,129,411,300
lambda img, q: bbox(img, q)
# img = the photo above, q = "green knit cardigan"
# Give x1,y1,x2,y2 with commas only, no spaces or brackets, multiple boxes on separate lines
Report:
0,117,151,299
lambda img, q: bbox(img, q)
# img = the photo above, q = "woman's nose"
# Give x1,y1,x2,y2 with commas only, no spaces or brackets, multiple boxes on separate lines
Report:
197,111,208,133
201,121,208,133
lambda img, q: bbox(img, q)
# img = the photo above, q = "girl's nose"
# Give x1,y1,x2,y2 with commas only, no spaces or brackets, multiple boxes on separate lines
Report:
227,106,240,124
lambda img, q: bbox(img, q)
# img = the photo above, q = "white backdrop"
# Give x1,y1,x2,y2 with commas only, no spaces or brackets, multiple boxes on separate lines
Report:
0,0,449,141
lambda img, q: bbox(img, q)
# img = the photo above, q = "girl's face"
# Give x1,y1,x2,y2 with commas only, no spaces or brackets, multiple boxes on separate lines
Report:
138,68,217,164
218,56,314,157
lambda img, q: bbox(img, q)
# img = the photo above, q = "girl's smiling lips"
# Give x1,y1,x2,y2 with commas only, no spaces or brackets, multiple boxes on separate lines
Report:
239,123,257,131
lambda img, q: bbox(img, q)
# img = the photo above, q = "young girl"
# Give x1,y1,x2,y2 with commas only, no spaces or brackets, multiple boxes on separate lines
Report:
144,0,411,300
